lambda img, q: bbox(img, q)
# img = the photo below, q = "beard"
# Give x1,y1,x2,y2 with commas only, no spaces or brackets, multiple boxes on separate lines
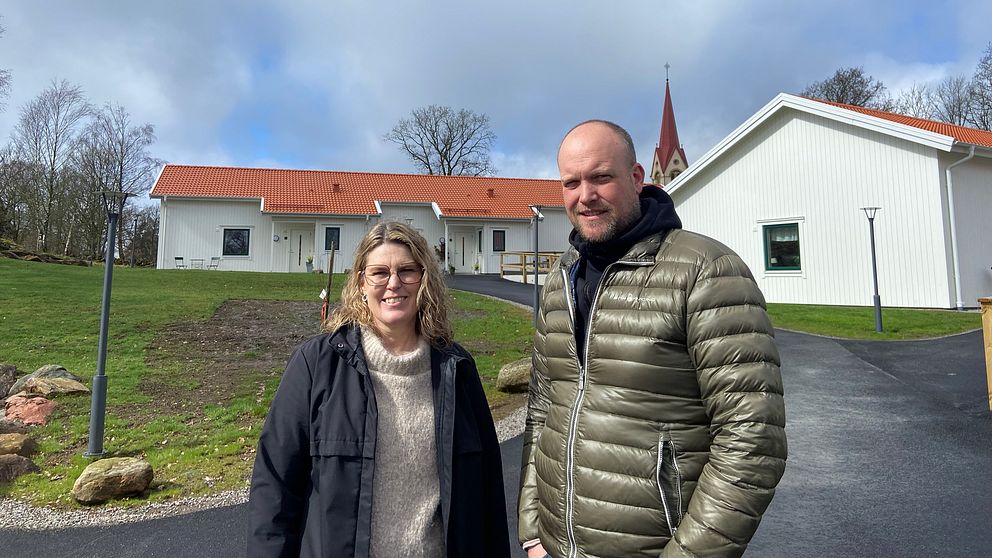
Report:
571,203,641,244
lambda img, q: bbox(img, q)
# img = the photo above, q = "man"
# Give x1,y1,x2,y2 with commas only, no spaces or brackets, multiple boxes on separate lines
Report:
518,120,787,558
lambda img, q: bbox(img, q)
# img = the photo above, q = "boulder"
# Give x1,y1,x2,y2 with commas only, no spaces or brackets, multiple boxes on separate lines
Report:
3,395,58,426
72,457,154,505
0,433,36,456
0,454,40,483
0,420,31,435
0,364,16,398
495,357,532,393
8,364,83,396
20,376,90,397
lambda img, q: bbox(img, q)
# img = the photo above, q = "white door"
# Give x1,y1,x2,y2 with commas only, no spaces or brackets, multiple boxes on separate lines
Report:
287,227,314,272
452,231,477,274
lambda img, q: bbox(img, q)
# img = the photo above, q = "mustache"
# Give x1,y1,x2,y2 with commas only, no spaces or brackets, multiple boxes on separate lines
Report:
575,204,611,214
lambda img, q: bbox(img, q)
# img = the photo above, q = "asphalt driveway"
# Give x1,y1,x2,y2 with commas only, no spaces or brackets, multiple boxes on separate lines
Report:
3,276,990,557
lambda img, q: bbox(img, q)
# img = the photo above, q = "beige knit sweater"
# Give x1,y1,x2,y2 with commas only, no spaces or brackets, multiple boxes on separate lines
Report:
361,329,444,558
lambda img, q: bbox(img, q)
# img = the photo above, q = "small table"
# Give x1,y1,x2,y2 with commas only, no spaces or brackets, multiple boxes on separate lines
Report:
190,258,205,269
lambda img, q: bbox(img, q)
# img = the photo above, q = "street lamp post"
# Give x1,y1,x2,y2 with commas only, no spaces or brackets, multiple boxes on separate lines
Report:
85,190,130,458
861,207,883,333
530,205,544,326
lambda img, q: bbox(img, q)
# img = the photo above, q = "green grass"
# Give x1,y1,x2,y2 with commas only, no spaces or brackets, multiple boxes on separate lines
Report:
766,303,981,340
0,258,532,507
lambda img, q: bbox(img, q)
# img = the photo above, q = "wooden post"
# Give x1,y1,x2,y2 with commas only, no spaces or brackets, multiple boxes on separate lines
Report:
981,297,992,412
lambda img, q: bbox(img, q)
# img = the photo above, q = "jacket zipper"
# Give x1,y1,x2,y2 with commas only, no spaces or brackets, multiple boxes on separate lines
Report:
561,259,650,558
656,435,684,536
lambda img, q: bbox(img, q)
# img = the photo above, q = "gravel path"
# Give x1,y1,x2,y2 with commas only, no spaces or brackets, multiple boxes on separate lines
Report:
0,405,527,530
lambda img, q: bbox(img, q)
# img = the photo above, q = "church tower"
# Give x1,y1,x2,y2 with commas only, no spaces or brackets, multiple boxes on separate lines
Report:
650,65,688,185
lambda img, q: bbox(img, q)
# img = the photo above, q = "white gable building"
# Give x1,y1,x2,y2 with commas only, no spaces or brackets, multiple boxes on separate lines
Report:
667,93,992,309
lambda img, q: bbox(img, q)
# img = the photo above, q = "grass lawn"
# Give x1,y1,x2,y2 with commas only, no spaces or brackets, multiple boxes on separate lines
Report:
767,303,982,340
0,258,532,507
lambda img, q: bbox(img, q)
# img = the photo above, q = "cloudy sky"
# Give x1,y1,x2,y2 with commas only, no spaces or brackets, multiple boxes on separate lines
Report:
1,0,990,190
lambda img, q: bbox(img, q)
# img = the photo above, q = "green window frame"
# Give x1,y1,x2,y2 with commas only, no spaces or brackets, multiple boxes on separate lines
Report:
763,223,800,271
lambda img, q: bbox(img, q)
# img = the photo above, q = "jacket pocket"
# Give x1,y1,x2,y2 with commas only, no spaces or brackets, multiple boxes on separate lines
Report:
656,433,684,535
310,439,364,457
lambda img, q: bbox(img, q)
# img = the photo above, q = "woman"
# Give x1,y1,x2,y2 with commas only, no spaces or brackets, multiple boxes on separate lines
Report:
248,222,509,557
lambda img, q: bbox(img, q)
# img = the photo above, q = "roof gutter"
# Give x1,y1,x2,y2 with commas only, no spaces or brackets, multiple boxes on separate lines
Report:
945,144,975,310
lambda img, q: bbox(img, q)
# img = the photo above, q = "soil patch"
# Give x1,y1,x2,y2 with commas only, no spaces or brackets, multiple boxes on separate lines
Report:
135,300,322,420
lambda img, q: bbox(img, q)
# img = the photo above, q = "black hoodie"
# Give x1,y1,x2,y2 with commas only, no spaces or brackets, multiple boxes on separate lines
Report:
567,186,682,358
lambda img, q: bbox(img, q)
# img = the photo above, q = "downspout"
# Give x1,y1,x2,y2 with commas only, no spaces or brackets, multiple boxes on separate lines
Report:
444,220,449,274
946,145,975,310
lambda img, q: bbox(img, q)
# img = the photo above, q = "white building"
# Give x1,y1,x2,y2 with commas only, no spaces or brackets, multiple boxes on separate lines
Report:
667,93,992,309
150,165,570,274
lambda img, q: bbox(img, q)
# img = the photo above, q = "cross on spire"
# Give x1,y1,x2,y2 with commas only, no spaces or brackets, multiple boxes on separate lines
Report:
664,62,670,81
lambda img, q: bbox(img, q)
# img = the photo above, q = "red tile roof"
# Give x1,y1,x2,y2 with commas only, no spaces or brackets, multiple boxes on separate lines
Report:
150,165,565,218
812,98,992,149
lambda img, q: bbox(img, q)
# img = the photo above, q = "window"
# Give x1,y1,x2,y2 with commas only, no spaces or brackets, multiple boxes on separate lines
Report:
763,223,800,271
222,228,250,256
492,229,506,252
324,227,341,251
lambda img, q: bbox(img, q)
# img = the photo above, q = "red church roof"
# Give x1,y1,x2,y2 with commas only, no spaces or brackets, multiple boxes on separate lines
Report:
812,98,992,149
150,165,564,219
655,80,688,168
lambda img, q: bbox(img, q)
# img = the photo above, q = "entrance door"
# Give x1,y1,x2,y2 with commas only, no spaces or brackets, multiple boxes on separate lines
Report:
287,227,314,272
452,231,478,274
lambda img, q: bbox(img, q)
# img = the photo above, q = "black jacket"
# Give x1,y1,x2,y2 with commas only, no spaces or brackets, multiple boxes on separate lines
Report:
248,325,510,557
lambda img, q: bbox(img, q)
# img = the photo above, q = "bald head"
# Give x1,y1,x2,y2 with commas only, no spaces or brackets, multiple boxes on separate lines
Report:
559,120,637,168
557,120,645,243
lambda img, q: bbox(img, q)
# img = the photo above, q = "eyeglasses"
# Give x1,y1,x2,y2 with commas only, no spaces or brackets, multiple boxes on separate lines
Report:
361,265,424,286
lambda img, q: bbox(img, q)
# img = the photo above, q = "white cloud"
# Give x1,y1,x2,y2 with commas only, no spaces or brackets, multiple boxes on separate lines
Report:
0,0,989,180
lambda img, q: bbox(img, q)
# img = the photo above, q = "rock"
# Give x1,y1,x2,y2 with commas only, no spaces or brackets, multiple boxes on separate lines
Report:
0,420,31,435
72,457,154,505
0,364,16,398
0,454,40,483
3,395,58,426
495,357,532,393
8,364,83,397
0,433,36,456
19,376,90,397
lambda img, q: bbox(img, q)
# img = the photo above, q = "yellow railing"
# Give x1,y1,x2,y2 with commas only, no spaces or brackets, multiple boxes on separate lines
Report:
499,251,560,284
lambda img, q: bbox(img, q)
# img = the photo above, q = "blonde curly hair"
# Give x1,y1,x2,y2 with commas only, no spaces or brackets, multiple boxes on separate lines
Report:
322,221,453,346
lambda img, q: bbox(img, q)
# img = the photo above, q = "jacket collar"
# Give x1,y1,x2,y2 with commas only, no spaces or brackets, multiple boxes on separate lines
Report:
559,230,668,269
328,323,466,372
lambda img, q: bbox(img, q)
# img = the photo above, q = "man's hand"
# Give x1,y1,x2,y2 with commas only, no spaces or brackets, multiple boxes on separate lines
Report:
527,543,548,558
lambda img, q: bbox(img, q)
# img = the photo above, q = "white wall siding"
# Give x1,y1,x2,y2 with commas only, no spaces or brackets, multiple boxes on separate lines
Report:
158,199,272,272
945,154,992,305
672,108,953,308
536,208,572,253
312,218,372,273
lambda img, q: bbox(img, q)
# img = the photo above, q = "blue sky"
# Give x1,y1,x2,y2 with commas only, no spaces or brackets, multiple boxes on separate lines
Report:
0,0,990,193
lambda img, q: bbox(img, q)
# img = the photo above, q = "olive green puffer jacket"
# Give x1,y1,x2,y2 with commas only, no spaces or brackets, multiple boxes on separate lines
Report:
518,229,787,558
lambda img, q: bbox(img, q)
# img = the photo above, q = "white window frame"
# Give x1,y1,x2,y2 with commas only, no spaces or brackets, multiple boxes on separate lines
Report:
221,225,254,259
757,217,805,277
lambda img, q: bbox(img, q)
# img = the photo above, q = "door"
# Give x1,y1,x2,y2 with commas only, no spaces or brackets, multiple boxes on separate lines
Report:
452,231,478,274
287,227,314,272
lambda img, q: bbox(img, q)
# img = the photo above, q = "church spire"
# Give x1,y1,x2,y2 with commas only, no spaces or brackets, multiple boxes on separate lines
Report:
651,65,688,186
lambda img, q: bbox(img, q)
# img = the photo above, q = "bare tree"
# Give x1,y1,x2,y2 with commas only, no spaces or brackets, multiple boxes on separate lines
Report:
930,75,974,126
75,103,161,259
11,80,91,252
894,82,937,119
385,105,497,176
0,146,39,240
968,42,992,131
800,66,894,110
123,204,159,266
